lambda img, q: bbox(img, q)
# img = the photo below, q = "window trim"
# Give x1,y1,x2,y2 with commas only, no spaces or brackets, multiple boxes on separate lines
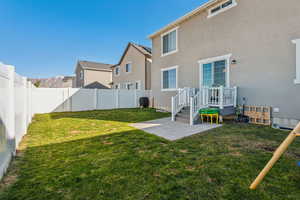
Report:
125,62,132,74
207,0,237,18
198,54,232,88
135,80,141,90
292,39,300,84
114,66,120,77
79,70,84,80
161,65,178,92
161,27,179,57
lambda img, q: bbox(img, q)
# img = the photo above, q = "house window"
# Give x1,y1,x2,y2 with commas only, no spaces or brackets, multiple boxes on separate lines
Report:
161,27,178,56
80,70,83,80
292,39,300,84
202,61,226,87
135,81,141,90
161,66,178,91
127,83,134,90
115,66,120,76
125,63,132,73
208,0,237,18
199,54,232,88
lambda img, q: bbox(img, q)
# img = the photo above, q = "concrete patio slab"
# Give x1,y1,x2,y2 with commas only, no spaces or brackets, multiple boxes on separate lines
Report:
130,117,222,141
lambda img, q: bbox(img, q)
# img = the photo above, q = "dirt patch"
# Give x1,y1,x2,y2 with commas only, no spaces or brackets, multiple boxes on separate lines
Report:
228,149,243,157
0,151,24,191
103,141,113,145
180,149,188,153
70,130,82,134
260,146,276,152
186,166,196,171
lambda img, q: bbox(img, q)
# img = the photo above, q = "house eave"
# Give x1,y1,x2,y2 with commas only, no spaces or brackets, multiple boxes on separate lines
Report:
148,0,218,39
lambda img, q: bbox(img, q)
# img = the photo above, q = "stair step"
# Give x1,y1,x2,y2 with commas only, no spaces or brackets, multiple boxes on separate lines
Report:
182,106,190,110
176,116,190,124
177,112,190,117
179,110,190,114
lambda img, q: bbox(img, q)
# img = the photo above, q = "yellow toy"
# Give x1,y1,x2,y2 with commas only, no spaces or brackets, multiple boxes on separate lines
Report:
200,113,219,124
250,122,300,189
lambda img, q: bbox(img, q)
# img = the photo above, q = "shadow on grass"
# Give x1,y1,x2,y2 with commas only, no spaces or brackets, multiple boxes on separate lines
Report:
0,129,172,200
2,112,300,200
49,108,170,123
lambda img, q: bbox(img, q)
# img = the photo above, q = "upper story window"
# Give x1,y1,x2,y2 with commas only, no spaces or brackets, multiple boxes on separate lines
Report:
161,66,178,91
115,66,120,76
80,70,83,80
161,27,178,57
292,39,300,84
125,63,132,73
208,0,237,18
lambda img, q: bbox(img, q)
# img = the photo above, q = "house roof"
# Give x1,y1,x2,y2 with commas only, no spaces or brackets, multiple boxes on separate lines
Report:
148,0,219,38
112,42,152,68
77,61,113,72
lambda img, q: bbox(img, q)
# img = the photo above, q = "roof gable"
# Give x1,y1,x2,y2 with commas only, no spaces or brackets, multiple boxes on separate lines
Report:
76,61,113,73
112,43,152,68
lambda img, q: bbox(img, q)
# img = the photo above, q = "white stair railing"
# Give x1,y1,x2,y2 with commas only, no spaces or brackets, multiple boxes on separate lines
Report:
173,86,238,124
202,86,238,108
171,88,195,121
189,86,238,125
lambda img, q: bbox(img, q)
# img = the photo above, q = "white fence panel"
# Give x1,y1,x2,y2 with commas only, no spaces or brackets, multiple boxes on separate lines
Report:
32,89,65,114
119,90,136,108
0,63,34,180
96,89,117,110
14,73,27,148
0,64,13,180
0,61,152,181
71,89,95,111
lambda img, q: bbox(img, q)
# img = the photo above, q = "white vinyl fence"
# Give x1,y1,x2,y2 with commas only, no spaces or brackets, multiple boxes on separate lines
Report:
0,62,152,180
0,63,34,180
31,88,151,114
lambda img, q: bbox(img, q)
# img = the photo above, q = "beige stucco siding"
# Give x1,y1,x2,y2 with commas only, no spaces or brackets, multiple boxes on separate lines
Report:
75,65,84,88
84,69,112,88
151,0,300,121
112,45,147,90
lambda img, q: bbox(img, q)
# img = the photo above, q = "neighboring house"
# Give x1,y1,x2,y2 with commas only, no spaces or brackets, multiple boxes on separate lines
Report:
75,61,113,89
111,43,152,90
29,76,75,88
62,76,76,88
148,0,300,128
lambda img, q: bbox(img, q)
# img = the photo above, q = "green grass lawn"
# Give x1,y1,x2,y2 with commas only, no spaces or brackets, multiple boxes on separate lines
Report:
1,108,300,200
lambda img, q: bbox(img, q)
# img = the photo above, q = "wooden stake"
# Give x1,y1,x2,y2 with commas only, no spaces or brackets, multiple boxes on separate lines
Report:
249,122,300,190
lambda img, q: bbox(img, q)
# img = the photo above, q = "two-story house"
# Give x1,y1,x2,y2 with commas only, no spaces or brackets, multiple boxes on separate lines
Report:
111,43,152,90
149,0,300,128
75,61,113,89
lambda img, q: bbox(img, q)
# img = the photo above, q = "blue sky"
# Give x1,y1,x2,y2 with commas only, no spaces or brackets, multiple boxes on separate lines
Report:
0,0,207,78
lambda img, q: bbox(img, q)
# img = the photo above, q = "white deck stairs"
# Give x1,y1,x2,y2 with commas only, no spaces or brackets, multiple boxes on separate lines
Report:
172,86,238,125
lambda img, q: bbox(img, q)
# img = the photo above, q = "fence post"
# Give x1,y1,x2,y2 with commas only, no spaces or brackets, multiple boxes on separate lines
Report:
233,86,238,107
7,65,16,154
115,90,119,109
94,89,98,110
171,97,175,121
26,81,31,124
190,97,194,126
22,77,27,136
219,86,224,109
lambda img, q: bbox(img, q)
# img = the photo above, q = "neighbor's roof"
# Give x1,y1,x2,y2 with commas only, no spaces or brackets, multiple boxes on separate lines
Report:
112,42,152,68
131,43,152,57
148,0,218,38
78,61,113,72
